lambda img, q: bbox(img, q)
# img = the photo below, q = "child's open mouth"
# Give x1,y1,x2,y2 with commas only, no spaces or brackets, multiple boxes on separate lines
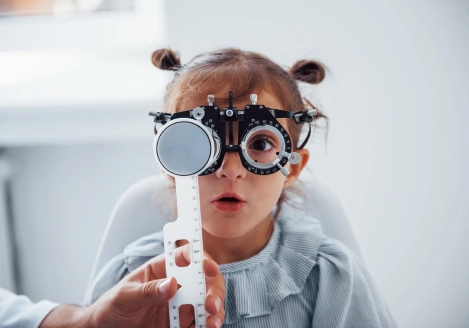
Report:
212,193,247,212
219,197,240,202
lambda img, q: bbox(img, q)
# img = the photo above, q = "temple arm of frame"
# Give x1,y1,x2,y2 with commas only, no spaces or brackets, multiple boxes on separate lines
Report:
270,109,317,124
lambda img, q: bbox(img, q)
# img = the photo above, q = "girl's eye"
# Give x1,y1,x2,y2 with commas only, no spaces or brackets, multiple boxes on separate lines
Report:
250,138,274,151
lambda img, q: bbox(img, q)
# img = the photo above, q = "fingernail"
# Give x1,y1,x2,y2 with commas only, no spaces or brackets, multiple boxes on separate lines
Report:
214,296,222,312
159,278,171,297
213,316,222,328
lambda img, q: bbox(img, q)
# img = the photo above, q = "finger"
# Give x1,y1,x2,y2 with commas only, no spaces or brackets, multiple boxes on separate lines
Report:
204,257,220,277
206,312,224,328
124,252,167,283
119,277,178,309
205,273,226,308
173,246,220,278
205,272,226,324
204,294,223,316
174,244,192,267
178,304,195,328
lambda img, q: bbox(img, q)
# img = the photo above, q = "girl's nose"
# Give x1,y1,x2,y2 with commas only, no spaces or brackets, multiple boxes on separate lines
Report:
216,152,247,180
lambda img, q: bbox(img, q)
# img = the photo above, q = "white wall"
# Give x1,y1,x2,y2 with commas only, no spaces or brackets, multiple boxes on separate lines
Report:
0,1,468,327
4,143,156,303
0,157,16,293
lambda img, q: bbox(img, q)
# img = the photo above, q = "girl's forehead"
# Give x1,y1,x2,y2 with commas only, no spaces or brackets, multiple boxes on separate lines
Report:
176,90,284,112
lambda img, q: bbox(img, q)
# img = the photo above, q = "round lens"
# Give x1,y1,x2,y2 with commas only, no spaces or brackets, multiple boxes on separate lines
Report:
245,129,282,165
156,121,212,176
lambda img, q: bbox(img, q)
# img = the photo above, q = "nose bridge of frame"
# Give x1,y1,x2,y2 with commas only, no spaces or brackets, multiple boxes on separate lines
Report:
224,121,240,148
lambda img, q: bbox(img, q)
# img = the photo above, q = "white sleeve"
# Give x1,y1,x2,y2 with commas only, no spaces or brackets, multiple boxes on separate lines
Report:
0,288,58,328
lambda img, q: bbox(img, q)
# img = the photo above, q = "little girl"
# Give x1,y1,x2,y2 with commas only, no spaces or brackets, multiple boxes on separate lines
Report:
85,48,397,327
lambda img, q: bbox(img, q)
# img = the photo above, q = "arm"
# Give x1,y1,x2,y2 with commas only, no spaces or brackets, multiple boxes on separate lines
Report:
38,278,177,328
39,244,224,328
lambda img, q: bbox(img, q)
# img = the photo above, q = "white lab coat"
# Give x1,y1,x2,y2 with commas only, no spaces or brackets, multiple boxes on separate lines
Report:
0,288,57,328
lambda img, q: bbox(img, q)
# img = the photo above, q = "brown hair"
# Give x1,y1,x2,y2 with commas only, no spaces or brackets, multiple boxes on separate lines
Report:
151,48,329,216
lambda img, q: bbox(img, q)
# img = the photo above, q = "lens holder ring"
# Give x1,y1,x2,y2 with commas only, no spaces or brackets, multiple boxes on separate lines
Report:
240,124,288,170
153,118,217,177
200,129,224,176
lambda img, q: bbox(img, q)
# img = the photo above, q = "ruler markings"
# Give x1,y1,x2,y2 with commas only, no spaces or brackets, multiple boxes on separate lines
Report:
164,175,207,328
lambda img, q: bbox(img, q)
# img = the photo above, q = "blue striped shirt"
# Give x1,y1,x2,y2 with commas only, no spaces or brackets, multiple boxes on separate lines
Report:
85,206,397,327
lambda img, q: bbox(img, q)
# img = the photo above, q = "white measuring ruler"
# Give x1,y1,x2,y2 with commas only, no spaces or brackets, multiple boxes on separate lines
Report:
163,175,207,328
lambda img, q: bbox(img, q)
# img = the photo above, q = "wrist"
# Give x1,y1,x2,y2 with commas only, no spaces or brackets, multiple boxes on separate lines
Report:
39,304,92,328
76,305,95,328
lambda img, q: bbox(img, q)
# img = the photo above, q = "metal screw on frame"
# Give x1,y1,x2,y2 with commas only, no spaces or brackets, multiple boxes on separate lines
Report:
192,107,205,120
208,95,215,106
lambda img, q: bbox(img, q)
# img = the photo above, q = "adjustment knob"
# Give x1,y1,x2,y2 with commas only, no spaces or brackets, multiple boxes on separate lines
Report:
250,94,257,105
276,163,290,176
208,95,215,106
289,152,301,165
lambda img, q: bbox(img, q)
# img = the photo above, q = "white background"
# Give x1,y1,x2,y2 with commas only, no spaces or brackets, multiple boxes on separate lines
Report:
0,1,468,327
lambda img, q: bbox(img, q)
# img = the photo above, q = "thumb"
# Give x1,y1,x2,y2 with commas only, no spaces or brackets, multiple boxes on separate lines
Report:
125,277,177,308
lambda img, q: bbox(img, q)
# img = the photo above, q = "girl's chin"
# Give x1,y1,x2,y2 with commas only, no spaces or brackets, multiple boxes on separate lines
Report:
202,222,251,239
204,228,246,239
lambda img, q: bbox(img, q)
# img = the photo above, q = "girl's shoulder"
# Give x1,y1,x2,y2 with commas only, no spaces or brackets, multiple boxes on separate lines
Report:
122,230,165,271
217,205,385,325
277,204,364,264
276,207,396,327
83,230,166,305
277,205,371,292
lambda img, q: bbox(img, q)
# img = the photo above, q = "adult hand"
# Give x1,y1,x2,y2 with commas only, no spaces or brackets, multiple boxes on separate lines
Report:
88,244,225,328
40,245,225,328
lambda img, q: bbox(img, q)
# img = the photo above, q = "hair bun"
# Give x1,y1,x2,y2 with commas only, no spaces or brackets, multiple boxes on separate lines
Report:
290,60,326,84
151,48,181,70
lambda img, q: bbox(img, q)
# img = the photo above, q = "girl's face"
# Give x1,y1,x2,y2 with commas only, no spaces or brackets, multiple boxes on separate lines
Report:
177,90,309,242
